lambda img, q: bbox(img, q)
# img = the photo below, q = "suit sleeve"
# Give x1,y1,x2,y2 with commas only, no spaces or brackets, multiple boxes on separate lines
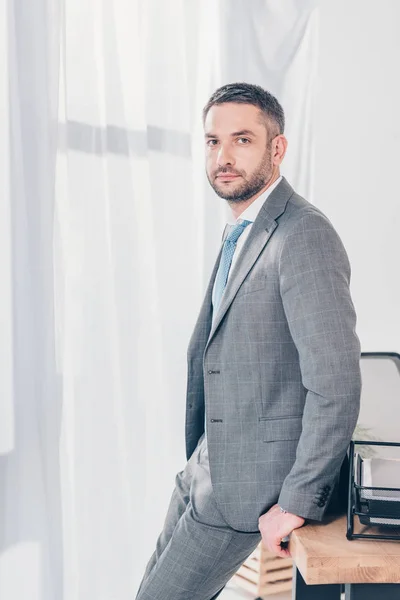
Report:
277,209,361,521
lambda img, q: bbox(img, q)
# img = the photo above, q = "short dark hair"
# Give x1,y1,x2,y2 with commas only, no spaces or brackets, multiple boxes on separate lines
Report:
203,82,285,136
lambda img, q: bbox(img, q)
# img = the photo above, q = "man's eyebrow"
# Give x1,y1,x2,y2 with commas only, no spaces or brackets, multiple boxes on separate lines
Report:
204,129,257,139
230,129,256,137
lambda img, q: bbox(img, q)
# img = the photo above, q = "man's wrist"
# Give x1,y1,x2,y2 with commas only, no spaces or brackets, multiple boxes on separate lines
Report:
278,505,306,525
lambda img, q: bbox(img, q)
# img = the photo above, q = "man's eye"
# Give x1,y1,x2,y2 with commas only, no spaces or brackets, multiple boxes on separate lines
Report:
207,139,218,147
238,138,250,144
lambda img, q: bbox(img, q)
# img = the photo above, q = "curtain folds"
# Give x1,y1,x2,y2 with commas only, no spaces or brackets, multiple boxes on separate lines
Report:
0,2,319,598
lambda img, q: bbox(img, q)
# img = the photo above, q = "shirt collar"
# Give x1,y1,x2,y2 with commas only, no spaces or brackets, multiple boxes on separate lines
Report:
227,175,283,225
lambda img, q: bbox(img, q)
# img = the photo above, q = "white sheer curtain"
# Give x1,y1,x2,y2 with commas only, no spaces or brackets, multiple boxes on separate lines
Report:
0,1,318,598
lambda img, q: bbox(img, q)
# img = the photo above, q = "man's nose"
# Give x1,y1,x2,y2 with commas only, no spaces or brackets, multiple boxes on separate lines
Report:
217,144,235,167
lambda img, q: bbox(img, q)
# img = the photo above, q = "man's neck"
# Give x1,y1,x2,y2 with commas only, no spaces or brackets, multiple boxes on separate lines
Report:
229,171,280,220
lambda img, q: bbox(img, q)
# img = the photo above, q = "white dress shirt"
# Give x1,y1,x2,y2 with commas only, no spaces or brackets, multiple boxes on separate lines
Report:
211,176,282,316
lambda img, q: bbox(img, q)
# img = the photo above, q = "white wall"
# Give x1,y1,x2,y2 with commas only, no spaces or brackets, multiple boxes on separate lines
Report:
314,0,400,352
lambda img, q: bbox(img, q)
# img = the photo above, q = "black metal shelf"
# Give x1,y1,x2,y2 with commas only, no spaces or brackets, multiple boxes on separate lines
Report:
347,440,400,541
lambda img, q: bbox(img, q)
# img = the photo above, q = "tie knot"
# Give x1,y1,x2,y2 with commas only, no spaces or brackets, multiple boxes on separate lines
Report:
226,220,252,244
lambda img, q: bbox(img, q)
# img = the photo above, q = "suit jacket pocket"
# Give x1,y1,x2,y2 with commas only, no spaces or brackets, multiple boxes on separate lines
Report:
237,276,268,296
259,415,303,442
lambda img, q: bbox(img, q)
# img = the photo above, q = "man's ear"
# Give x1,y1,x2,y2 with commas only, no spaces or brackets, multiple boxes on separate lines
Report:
272,135,288,167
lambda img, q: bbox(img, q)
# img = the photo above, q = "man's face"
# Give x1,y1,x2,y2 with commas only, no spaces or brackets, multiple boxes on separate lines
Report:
204,103,275,203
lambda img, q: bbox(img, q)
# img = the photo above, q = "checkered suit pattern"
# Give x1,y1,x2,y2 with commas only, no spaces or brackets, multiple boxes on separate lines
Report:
136,177,361,600
185,176,361,530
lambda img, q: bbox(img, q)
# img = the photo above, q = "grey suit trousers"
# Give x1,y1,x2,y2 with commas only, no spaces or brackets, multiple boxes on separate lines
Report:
135,433,262,600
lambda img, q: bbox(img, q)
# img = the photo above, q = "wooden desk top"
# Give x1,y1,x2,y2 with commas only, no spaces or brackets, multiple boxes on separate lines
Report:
289,515,400,585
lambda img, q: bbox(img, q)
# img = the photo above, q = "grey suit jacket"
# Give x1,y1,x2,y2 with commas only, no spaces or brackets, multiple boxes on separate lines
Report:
185,177,361,532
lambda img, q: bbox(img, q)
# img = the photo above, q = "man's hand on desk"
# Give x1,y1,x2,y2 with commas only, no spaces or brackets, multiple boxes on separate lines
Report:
258,503,305,558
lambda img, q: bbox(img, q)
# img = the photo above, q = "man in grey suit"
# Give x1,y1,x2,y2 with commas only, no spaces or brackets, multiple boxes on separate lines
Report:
136,83,361,600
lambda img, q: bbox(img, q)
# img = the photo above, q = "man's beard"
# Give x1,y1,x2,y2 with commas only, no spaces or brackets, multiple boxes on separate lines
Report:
207,147,273,203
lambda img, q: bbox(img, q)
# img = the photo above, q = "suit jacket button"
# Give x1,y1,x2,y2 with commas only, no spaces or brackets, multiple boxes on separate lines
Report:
317,500,325,507
208,370,213,374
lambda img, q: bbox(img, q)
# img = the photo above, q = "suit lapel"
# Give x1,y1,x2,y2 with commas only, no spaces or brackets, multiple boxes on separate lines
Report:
205,177,294,349
187,225,229,356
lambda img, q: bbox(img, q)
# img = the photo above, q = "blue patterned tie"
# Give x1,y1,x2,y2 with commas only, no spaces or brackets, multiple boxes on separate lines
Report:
213,220,252,313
